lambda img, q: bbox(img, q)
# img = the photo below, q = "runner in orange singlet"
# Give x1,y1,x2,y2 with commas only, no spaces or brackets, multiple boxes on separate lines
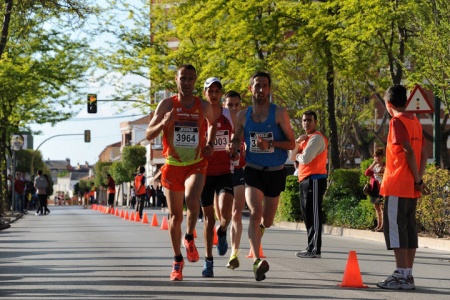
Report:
199,77,236,277
145,64,216,281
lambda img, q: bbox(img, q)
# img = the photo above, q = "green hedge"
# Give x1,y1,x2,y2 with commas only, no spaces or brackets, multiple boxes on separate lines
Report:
275,164,450,237
276,175,302,222
276,168,376,230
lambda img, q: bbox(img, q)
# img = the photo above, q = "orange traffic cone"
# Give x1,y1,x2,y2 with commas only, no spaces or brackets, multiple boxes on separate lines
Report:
142,212,149,224
114,208,119,216
160,216,169,230
337,251,368,288
151,214,159,227
110,207,115,214
246,244,266,258
135,213,141,222
123,210,129,220
130,211,136,221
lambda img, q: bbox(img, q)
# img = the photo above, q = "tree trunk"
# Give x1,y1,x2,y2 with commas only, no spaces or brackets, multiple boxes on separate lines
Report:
324,40,340,171
440,128,450,170
0,0,14,59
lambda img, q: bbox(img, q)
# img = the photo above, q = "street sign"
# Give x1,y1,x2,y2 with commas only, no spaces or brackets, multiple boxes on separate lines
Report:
405,85,434,113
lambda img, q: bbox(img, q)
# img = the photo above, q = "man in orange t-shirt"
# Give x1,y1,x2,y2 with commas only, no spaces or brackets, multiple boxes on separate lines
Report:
376,85,429,290
106,173,116,210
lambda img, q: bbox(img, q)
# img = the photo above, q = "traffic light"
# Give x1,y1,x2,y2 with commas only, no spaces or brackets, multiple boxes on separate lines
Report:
84,130,91,143
87,93,97,113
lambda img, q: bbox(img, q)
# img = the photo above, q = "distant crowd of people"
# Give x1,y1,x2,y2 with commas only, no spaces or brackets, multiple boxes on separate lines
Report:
7,170,51,216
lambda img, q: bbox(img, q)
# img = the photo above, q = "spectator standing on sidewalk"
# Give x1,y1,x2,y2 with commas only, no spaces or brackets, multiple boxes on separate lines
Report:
34,170,50,216
89,182,96,205
134,166,147,219
229,71,295,281
14,172,26,214
376,85,429,290
365,148,385,231
106,174,116,211
290,110,328,259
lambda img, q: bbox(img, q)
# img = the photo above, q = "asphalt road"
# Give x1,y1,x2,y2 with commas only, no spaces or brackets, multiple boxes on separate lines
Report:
1,205,449,300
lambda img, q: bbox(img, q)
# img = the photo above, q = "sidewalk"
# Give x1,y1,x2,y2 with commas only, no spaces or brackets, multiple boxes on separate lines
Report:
275,220,450,252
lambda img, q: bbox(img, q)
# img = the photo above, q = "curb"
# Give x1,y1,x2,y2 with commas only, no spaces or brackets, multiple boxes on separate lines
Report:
274,221,450,252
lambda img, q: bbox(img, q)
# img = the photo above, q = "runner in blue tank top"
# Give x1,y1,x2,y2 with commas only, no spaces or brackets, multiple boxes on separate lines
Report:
244,103,288,168
229,71,295,281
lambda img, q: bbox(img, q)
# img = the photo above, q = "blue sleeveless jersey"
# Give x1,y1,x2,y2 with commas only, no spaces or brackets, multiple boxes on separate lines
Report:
244,103,287,167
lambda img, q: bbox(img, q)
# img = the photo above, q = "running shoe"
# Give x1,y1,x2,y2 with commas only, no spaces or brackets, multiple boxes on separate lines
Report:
216,226,228,256
226,249,240,270
296,251,320,258
170,260,184,281
202,260,214,277
403,275,415,290
183,238,199,262
377,271,406,290
253,259,269,281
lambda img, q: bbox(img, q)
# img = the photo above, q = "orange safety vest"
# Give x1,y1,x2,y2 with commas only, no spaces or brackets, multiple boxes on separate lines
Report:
134,174,146,196
107,177,115,194
380,114,423,198
89,186,95,197
297,131,328,182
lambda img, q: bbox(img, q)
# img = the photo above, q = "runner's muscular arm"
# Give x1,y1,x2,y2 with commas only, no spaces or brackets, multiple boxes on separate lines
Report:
229,109,246,155
201,100,217,157
145,98,174,141
274,106,296,150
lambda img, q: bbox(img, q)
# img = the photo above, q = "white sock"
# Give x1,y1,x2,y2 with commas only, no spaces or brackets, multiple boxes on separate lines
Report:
395,268,407,278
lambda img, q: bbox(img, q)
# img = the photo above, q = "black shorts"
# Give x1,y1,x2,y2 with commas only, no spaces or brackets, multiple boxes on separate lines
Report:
383,196,418,249
232,168,245,187
201,173,233,207
108,193,115,205
244,166,287,197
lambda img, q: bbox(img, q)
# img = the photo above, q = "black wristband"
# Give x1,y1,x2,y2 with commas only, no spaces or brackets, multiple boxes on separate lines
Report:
268,140,274,149
415,180,423,185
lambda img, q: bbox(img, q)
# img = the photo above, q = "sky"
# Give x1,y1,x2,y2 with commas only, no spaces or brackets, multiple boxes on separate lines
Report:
30,84,149,165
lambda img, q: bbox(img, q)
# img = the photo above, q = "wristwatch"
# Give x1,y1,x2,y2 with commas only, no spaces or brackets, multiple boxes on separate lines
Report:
268,140,274,149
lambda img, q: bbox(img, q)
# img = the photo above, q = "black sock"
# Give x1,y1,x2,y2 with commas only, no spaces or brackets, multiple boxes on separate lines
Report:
205,257,213,262
217,227,226,237
174,254,183,262
185,233,194,241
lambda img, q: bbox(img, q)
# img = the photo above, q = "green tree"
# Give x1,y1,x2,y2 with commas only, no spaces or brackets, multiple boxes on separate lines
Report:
15,149,48,177
407,0,450,168
94,162,112,188
0,1,98,214
122,145,146,175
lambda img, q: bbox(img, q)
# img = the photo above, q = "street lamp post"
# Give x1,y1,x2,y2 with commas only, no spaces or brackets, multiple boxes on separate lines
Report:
31,133,87,177
11,135,24,212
